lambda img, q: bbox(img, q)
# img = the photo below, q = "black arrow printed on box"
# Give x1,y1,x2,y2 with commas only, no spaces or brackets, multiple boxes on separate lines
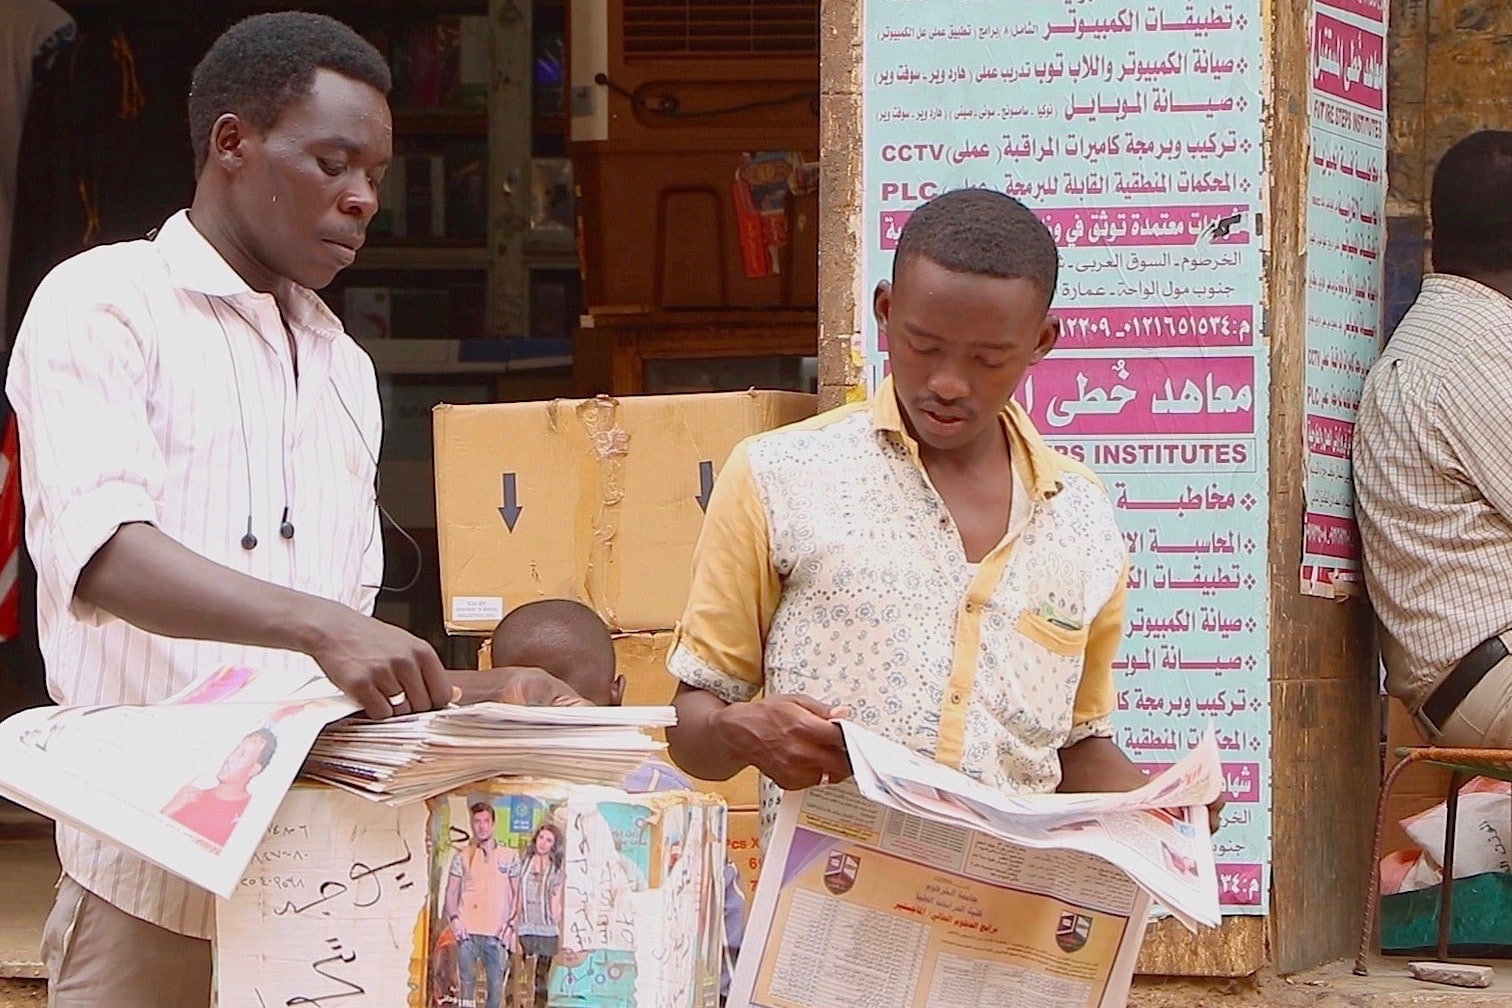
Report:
695,460,715,512
499,472,522,531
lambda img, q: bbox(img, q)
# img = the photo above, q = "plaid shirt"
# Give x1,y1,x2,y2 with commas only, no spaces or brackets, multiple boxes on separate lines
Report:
1355,274,1512,709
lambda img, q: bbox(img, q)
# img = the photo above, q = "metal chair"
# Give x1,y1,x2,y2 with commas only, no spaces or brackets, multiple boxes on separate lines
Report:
1355,747,1512,974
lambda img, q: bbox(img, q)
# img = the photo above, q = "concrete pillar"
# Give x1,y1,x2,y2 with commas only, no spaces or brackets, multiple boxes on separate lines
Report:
817,0,864,410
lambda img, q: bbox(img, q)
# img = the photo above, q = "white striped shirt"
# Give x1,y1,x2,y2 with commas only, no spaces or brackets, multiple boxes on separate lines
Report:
5,210,382,937
1355,274,1512,711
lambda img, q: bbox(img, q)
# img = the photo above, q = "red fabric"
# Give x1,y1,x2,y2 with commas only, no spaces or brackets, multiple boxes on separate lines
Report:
0,414,21,641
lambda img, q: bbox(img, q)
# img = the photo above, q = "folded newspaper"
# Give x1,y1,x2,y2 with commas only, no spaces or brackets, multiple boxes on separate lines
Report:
0,665,674,899
840,720,1223,930
729,721,1223,1008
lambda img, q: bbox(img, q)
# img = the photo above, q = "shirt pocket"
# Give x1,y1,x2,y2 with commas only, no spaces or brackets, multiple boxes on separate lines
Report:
1015,610,1089,658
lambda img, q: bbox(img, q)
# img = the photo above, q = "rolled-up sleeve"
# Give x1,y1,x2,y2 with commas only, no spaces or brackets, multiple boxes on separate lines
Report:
667,441,781,704
6,275,164,625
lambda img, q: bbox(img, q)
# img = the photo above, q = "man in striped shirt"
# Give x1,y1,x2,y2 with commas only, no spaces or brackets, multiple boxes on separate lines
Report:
6,13,569,1007
1356,130,1512,750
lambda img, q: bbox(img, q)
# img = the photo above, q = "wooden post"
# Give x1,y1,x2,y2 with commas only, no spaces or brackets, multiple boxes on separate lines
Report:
817,0,864,411
487,0,532,339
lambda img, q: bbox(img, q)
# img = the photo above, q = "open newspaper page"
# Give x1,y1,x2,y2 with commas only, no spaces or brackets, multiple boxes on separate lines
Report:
729,784,1151,1008
730,723,1222,1008
0,665,357,897
839,721,1223,929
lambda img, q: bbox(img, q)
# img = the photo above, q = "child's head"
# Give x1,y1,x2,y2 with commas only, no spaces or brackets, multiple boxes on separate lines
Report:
490,599,623,706
876,188,1061,454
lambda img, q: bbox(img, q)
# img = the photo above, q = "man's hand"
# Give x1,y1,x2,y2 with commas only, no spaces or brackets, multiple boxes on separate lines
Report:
489,666,587,707
1202,797,1226,835
1058,735,1225,833
716,694,851,791
448,667,586,707
451,917,469,944
308,604,452,719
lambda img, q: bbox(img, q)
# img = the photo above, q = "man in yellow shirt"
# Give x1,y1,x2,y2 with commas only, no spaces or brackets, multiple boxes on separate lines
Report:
666,188,1171,832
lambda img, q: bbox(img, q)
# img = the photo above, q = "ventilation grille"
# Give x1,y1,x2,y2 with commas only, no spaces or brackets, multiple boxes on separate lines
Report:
622,1,819,57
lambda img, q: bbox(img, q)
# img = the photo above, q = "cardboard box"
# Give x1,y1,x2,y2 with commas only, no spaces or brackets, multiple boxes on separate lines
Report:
616,631,678,708
434,390,816,633
218,785,431,1007
222,781,727,1008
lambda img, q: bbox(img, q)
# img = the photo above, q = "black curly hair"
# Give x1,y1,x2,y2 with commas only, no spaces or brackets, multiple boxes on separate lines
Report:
1432,131,1512,277
893,188,1060,307
188,11,391,176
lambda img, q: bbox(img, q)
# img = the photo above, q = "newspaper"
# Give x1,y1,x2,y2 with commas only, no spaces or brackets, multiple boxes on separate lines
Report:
306,702,675,804
0,667,357,898
0,665,677,900
728,723,1222,1008
839,721,1223,930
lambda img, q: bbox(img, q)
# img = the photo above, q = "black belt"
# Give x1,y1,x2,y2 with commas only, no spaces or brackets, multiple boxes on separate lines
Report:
1423,635,1510,731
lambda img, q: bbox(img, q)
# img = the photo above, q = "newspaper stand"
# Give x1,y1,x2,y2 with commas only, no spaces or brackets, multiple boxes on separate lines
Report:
218,780,727,1008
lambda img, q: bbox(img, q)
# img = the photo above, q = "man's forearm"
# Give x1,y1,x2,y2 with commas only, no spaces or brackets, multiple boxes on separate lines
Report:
75,522,344,656
667,683,749,781
1056,735,1147,793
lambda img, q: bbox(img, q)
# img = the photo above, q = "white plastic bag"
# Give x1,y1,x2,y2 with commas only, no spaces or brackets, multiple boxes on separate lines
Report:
1401,777,1512,880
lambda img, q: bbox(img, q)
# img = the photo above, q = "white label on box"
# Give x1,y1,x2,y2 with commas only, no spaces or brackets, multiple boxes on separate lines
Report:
451,595,504,623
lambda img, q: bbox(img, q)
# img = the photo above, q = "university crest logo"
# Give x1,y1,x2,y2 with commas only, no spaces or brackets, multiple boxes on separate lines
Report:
823,850,860,895
1056,912,1092,953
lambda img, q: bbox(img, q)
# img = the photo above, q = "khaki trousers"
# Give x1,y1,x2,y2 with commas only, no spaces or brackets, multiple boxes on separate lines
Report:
1422,641,1512,749
41,875,212,1008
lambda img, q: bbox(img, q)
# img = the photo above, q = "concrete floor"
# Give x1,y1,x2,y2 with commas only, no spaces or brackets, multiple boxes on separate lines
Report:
1128,956,1512,1006
7,949,1508,1007
0,978,43,1007
1296,956,1512,1005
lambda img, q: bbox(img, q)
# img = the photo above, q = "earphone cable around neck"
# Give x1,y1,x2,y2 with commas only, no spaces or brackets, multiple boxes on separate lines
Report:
204,292,421,593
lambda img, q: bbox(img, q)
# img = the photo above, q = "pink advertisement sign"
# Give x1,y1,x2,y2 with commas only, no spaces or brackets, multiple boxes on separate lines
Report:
1019,356,1256,436
1312,13,1384,112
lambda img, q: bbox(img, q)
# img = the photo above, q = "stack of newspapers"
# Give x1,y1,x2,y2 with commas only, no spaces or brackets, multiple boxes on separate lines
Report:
303,702,677,804
0,667,677,899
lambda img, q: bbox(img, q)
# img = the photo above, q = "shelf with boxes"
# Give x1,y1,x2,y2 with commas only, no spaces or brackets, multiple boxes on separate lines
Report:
360,7,491,242
333,8,493,360
318,1,580,367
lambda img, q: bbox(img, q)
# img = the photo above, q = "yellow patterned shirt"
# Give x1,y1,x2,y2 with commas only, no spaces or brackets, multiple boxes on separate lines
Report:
669,378,1128,829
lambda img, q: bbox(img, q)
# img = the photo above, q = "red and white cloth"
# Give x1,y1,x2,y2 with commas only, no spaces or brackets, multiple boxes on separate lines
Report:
0,411,20,641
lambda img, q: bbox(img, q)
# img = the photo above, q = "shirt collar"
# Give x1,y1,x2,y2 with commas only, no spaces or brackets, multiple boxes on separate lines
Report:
153,210,345,341
1421,273,1512,311
869,375,1065,500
